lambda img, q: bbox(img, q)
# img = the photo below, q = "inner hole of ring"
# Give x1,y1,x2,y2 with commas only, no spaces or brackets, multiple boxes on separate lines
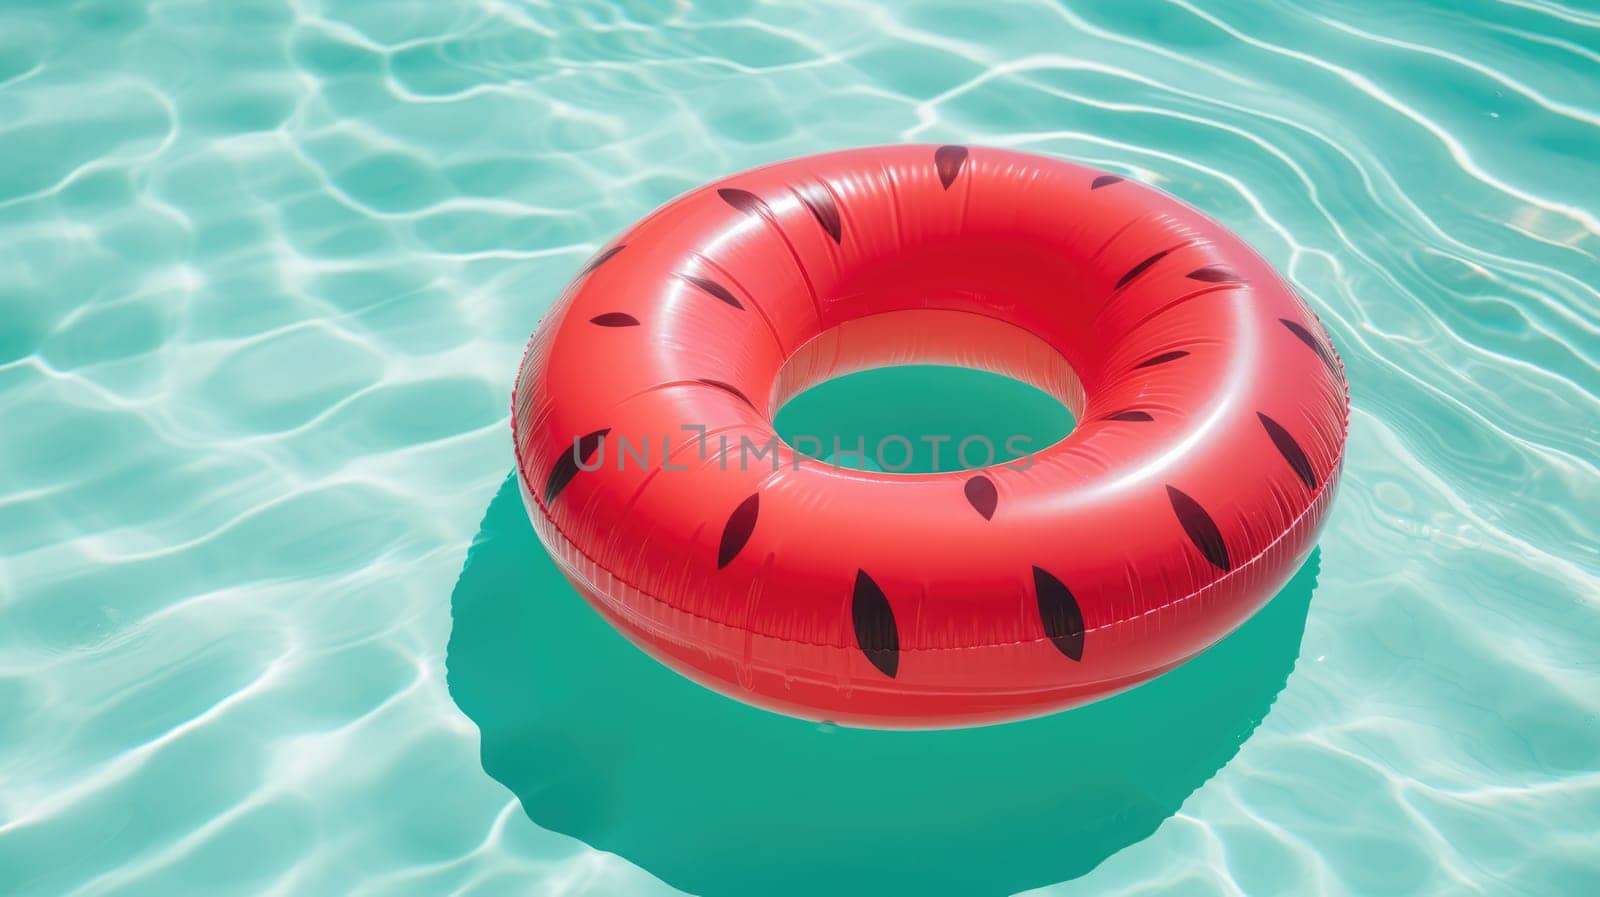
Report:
768,309,1081,475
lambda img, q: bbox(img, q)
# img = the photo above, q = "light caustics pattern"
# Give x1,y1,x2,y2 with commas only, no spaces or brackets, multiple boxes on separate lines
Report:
0,1,1596,896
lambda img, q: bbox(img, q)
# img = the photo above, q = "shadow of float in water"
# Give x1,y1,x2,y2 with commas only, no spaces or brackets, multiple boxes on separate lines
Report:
447,473,1320,897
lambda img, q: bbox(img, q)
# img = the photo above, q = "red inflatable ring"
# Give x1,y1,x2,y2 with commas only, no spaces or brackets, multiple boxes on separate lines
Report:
512,145,1349,728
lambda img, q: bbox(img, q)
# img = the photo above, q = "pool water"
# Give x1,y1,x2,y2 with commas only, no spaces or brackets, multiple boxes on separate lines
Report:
2,1,1597,895
774,365,1076,472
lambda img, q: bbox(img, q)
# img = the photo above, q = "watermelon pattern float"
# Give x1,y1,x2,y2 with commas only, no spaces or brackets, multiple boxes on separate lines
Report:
511,145,1348,728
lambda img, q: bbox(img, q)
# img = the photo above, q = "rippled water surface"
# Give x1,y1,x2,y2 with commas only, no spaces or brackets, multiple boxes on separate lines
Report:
2,1,1597,894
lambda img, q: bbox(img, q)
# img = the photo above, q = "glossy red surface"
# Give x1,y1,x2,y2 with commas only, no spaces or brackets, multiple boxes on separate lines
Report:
512,145,1349,728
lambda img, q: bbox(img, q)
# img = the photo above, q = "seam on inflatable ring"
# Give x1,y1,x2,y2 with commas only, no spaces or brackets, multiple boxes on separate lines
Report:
514,419,1347,654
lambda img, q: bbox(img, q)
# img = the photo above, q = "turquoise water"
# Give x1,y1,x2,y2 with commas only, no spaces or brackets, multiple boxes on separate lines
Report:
774,365,1076,471
2,1,1597,895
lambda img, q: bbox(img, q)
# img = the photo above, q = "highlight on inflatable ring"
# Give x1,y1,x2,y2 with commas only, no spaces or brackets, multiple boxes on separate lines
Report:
511,145,1349,728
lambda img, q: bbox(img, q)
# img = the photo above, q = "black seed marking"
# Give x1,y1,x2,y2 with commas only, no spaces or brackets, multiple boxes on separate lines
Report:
964,475,997,520
851,570,899,678
796,182,842,243
578,244,625,277
1166,485,1231,572
1188,265,1243,283
544,428,610,505
697,378,756,409
1116,250,1169,290
1280,318,1338,372
1135,350,1189,368
1257,412,1317,490
935,145,969,190
718,187,767,217
1033,566,1085,662
1091,175,1124,190
1106,409,1154,422
717,493,760,569
589,312,639,327
680,274,744,310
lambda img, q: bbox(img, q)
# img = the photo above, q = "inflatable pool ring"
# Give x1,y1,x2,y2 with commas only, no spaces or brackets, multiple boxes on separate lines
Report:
512,145,1348,728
